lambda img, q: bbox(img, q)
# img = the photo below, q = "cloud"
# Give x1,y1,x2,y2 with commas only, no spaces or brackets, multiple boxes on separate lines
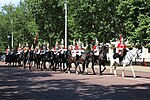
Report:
0,0,21,7
0,0,22,11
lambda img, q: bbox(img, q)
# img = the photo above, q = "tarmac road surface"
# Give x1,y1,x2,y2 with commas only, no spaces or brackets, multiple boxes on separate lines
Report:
0,61,150,100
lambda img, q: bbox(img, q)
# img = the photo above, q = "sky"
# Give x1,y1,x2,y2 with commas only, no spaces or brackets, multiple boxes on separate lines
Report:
0,0,21,11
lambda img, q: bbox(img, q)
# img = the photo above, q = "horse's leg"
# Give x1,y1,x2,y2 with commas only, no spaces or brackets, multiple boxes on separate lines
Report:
91,61,96,75
99,63,102,75
130,64,136,78
122,64,126,77
41,61,45,71
60,61,62,71
114,63,117,76
101,64,106,74
63,60,71,74
81,62,85,73
109,60,114,74
78,61,82,74
23,59,26,69
85,62,89,75
29,62,31,70
75,61,79,75
67,63,71,74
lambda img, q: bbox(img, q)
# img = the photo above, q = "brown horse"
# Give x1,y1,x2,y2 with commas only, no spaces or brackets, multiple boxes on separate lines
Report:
64,50,94,74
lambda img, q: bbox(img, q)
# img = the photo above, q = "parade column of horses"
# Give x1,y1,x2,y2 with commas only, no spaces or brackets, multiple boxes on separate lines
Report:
5,39,108,75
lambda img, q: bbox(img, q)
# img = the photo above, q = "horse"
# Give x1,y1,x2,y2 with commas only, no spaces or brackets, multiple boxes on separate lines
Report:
109,48,141,78
22,50,29,69
63,49,94,75
27,50,36,70
84,45,107,75
5,49,18,66
17,51,24,66
62,50,84,74
40,50,55,71
5,52,12,66
96,45,107,75
80,50,94,75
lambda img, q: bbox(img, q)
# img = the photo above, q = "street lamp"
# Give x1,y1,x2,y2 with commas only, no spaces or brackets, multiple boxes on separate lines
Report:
7,33,11,48
64,1,68,50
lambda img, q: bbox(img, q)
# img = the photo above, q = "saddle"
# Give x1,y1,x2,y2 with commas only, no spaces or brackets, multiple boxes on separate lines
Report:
113,49,128,62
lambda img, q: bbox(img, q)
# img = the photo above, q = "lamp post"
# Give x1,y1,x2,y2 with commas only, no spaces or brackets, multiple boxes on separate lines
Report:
64,1,68,50
7,33,11,48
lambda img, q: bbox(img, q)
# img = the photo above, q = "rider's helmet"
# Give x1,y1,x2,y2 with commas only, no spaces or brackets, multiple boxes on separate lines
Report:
95,38,99,46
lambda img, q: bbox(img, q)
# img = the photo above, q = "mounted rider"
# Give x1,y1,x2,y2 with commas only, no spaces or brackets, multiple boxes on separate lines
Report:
92,39,100,64
6,46,11,55
92,39,100,56
59,39,67,54
17,43,23,54
116,35,127,62
53,40,60,54
24,43,29,53
35,42,41,54
71,39,77,57
76,39,84,56
41,40,47,54
47,43,50,52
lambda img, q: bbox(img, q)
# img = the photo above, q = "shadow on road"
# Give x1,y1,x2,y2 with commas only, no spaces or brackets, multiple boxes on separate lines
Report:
0,67,150,100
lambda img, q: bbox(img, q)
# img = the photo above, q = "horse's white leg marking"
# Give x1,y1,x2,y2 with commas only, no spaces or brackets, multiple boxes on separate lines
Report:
85,68,88,74
130,64,136,78
122,64,125,77
114,63,117,76
33,61,35,67
109,60,114,74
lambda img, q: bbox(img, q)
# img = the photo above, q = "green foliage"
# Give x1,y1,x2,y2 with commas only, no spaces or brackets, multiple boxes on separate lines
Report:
117,0,150,46
0,0,150,52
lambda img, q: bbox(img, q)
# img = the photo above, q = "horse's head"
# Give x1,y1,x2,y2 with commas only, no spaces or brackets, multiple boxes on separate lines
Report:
130,48,141,58
135,49,141,58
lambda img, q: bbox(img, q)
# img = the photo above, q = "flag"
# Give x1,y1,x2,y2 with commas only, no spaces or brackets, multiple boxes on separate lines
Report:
34,33,38,44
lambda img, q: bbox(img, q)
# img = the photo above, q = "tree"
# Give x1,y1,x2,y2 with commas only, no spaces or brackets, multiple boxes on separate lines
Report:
117,0,150,46
28,0,64,47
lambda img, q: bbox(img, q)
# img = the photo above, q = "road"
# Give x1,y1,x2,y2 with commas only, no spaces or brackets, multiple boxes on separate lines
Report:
0,61,150,100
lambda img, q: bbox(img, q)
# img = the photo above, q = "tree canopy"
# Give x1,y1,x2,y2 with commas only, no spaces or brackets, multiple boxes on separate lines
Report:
0,0,150,52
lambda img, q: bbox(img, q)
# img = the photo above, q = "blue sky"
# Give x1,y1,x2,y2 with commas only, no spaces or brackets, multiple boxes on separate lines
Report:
0,0,21,11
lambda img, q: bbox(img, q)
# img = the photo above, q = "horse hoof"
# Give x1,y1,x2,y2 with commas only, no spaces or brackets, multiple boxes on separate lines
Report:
114,75,118,77
134,76,136,79
109,71,112,74
68,71,70,74
82,73,88,75
76,71,79,75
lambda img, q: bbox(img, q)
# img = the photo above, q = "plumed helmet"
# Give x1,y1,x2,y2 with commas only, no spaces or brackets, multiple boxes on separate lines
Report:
47,43,49,47
26,43,28,47
37,42,41,48
61,39,64,45
19,43,21,48
77,39,81,46
120,35,124,43
56,40,58,45
43,40,46,45
31,44,34,50
73,39,76,45
95,38,99,46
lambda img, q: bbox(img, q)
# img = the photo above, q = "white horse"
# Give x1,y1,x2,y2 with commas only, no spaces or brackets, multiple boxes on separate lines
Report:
109,48,141,78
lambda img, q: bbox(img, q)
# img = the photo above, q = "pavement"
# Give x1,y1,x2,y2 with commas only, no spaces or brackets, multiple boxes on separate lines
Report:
0,61,150,100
